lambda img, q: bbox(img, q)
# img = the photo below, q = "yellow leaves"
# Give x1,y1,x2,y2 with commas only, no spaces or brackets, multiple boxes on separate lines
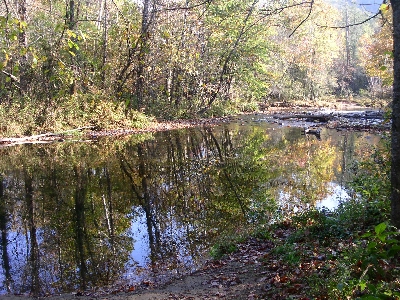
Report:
58,61,65,69
10,17,27,32
380,3,390,13
65,30,86,57
161,30,171,39
66,29,76,39
18,20,27,31
277,0,342,87
358,14,393,85
1,50,9,69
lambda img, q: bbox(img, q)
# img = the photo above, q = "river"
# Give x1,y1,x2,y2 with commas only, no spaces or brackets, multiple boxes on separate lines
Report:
0,113,383,296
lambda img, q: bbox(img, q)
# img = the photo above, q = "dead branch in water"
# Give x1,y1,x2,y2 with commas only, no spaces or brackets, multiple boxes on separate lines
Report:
0,126,96,147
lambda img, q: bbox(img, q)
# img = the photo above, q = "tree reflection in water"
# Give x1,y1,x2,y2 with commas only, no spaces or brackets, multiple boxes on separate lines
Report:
0,120,380,295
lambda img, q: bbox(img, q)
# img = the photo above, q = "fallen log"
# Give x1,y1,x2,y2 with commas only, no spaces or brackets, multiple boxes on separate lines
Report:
0,133,58,144
0,126,96,146
274,114,333,122
338,112,384,119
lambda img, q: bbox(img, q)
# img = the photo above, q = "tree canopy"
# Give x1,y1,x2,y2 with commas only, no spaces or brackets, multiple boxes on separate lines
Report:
0,0,388,135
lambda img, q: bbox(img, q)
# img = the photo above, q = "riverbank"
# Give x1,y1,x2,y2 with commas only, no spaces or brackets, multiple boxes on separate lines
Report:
0,116,232,147
0,99,388,148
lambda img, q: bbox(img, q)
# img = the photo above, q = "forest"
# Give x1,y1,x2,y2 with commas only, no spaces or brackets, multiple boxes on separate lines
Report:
2,0,400,298
0,0,393,137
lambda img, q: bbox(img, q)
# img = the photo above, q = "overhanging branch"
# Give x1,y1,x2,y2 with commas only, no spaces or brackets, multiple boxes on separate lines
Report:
157,0,212,11
1,71,20,84
319,0,388,29
318,11,381,29
289,0,314,37
259,1,313,16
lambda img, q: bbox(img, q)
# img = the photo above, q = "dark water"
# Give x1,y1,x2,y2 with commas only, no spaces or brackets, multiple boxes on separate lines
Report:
0,114,381,295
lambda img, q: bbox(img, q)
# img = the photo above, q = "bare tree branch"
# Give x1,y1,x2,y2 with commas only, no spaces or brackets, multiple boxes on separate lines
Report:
289,0,314,37
110,0,130,26
1,71,20,84
259,1,313,17
318,0,388,29
2,0,9,15
318,11,381,29
157,0,212,11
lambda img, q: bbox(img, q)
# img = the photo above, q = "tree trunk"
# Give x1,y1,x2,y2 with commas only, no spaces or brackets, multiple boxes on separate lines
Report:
102,166,115,252
100,0,108,87
67,0,77,95
135,0,153,110
137,144,161,262
391,0,400,229
17,0,28,94
73,165,88,289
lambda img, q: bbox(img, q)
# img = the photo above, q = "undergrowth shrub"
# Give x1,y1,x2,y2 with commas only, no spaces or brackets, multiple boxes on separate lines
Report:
328,223,400,299
341,136,391,230
350,137,390,203
325,137,396,299
210,241,238,259
335,198,389,231
272,242,301,266
283,138,395,299
290,208,350,241
0,92,151,137
209,233,248,259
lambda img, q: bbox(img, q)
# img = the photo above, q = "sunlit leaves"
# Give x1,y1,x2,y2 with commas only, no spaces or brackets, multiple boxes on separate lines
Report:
380,3,390,13
0,0,385,117
271,0,343,100
359,10,393,87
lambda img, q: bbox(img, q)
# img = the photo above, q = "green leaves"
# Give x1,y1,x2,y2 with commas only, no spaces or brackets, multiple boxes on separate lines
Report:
374,222,387,236
65,29,82,56
67,39,79,56
384,50,394,58
379,65,387,71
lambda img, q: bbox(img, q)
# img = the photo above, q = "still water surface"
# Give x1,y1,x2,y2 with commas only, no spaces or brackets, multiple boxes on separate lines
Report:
0,114,381,295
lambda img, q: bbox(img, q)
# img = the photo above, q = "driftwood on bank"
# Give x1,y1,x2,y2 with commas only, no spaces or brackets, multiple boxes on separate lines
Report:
273,111,384,122
0,126,96,147
0,133,57,144
272,110,388,132
274,114,333,122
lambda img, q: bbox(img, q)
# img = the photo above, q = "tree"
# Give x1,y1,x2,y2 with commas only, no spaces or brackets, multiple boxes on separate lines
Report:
17,0,28,94
135,0,155,110
391,0,400,229
66,0,78,95
275,0,343,101
358,8,391,97
334,1,372,97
